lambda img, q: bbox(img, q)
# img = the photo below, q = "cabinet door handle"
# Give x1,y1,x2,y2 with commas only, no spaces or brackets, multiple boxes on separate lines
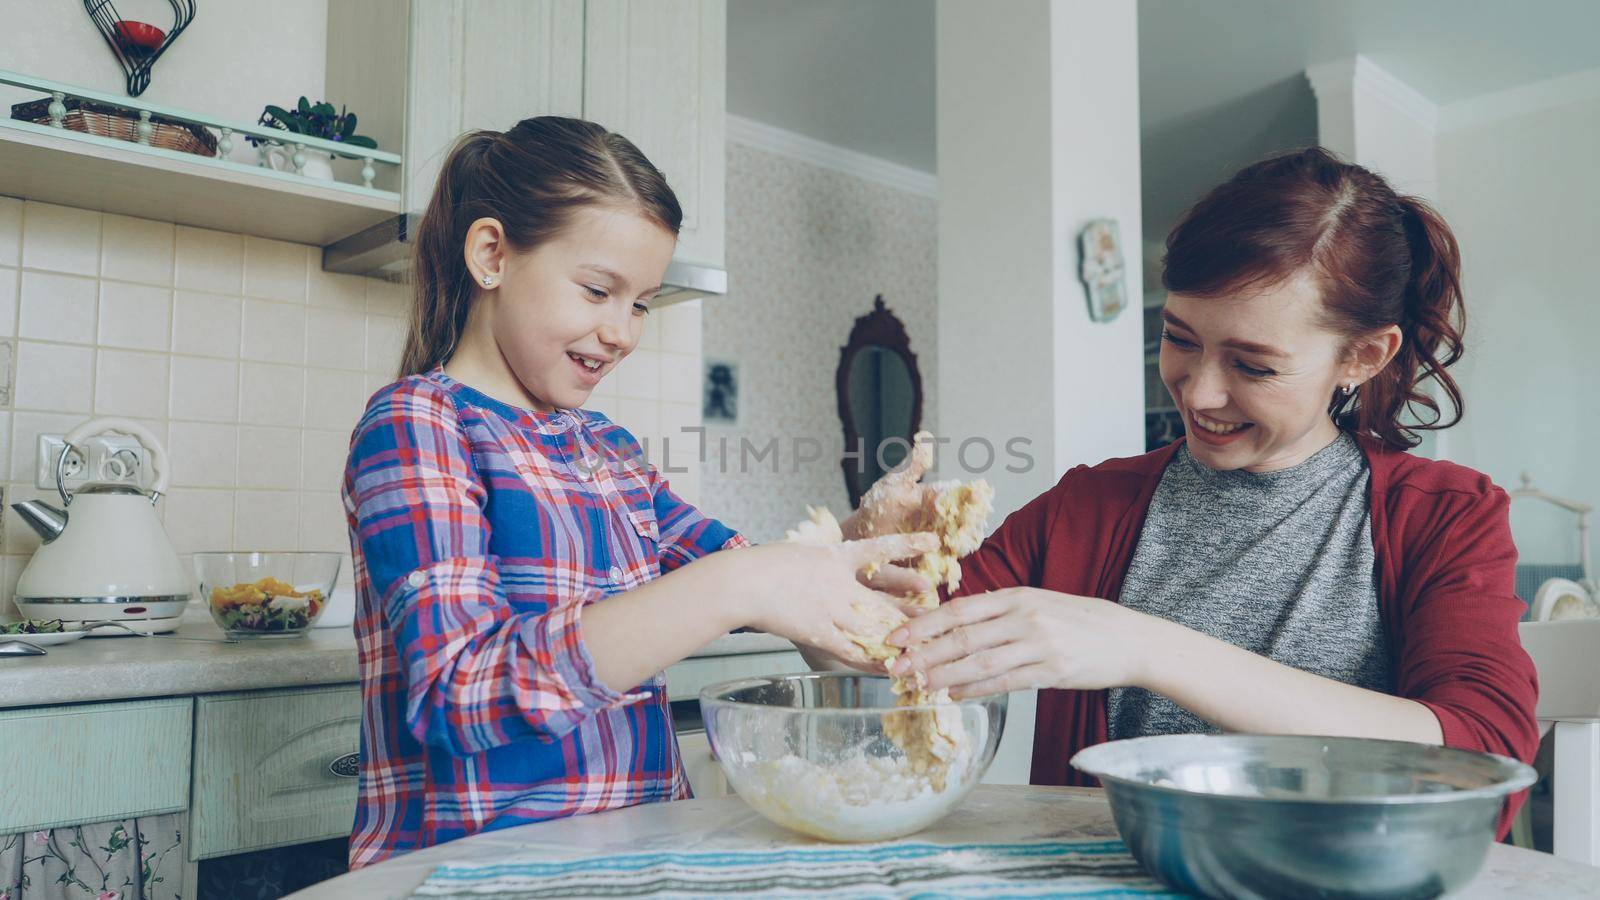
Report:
328,752,361,778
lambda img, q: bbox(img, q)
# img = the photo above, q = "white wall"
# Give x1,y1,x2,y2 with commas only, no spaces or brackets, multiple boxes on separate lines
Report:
700,137,937,541
1437,89,1600,565
0,0,329,123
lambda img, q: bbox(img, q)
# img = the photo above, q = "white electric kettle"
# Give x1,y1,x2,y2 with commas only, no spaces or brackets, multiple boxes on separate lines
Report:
10,418,190,623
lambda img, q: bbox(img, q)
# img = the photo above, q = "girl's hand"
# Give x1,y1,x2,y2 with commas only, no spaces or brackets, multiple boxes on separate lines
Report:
735,533,939,669
885,587,1158,698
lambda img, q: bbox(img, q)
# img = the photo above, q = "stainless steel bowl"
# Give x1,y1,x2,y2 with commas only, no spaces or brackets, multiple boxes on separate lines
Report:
1071,735,1537,900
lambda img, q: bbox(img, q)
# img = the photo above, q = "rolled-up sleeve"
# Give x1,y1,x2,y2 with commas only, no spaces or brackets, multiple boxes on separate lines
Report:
349,384,628,757
651,475,748,571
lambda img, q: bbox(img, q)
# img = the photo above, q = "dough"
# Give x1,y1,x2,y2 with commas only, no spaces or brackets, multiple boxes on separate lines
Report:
785,438,994,790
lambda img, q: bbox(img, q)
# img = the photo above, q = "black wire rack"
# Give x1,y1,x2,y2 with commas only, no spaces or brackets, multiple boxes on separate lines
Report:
83,0,197,96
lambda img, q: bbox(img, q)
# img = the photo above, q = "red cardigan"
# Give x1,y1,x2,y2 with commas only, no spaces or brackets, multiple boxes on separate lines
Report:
957,437,1540,832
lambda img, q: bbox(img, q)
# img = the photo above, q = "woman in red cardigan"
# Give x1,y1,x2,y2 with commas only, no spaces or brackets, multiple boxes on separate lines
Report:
857,148,1538,827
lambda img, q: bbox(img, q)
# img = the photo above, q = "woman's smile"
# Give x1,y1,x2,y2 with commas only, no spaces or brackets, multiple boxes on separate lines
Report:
1187,409,1254,445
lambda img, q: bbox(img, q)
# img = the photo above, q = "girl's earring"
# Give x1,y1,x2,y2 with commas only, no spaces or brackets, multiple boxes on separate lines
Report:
482,275,494,286
1343,382,1357,396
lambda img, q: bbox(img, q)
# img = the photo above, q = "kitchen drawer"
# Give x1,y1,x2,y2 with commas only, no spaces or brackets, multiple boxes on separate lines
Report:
665,650,806,701
0,697,192,832
189,685,361,860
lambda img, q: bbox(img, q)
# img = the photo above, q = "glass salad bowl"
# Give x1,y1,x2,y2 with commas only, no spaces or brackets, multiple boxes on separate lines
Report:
195,552,341,638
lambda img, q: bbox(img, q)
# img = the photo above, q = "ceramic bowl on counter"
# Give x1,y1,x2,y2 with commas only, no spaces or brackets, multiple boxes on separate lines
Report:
700,673,1007,842
194,552,341,638
1071,734,1538,900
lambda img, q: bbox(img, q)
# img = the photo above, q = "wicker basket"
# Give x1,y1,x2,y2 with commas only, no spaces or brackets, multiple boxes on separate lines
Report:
11,96,218,157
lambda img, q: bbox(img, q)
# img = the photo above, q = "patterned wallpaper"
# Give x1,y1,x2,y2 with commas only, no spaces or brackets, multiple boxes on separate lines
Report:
699,143,937,541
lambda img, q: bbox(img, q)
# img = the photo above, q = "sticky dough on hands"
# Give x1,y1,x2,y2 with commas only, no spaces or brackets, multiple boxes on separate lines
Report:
783,460,995,787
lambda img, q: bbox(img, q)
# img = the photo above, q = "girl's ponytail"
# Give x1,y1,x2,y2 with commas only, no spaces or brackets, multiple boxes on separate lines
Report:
401,131,497,377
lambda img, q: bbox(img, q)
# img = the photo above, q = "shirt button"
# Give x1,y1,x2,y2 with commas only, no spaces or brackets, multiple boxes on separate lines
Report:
608,566,624,582
407,571,426,588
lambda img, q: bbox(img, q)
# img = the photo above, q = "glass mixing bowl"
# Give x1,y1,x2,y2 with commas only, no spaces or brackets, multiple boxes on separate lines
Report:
699,673,1007,842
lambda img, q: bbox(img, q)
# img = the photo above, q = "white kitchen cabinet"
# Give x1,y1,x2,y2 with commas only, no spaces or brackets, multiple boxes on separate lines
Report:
401,0,586,215
328,0,726,279
582,0,727,269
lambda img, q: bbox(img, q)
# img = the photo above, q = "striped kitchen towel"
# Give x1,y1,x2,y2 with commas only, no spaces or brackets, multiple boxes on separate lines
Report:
408,839,1182,898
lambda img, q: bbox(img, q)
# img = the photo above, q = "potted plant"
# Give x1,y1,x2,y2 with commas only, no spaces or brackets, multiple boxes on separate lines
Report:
251,97,378,180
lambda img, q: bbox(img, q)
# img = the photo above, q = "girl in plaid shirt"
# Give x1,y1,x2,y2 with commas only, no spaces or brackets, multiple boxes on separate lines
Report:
342,117,933,867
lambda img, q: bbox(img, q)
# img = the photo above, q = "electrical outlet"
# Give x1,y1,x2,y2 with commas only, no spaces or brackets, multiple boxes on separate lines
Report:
36,435,152,492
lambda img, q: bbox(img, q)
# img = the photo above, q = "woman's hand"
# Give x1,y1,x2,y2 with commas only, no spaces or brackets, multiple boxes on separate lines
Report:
885,587,1156,698
841,435,939,541
731,532,940,670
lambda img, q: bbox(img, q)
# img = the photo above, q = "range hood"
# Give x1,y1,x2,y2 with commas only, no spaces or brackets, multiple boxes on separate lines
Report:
321,213,728,305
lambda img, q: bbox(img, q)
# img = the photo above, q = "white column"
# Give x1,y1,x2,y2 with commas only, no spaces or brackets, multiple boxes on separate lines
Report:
937,0,1144,787
1306,55,1440,199
937,0,1144,518
936,0,1058,519
1046,0,1145,479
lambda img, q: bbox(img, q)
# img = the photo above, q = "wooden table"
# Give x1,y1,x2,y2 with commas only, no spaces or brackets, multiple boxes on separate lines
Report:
291,785,1599,898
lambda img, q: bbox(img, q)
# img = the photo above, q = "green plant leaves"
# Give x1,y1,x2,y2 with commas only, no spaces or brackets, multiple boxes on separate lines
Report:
257,99,380,152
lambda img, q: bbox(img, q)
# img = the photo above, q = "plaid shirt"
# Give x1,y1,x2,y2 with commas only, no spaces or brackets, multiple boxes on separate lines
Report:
343,370,745,868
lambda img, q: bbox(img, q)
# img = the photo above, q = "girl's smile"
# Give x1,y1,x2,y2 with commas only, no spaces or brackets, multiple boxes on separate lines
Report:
566,350,615,386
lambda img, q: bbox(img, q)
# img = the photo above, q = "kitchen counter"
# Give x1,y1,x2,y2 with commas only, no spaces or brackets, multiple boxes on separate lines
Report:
290,786,1600,899
0,612,358,710
0,609,799,711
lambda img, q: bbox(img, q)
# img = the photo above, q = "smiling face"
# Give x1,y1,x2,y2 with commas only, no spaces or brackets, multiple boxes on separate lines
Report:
448,204,677,412
1159,271,1397,473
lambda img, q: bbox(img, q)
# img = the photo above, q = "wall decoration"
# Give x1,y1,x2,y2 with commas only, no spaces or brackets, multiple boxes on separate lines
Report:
836,296,923,507
1078,217,1128,323
84,0,197,97
703,359,739,424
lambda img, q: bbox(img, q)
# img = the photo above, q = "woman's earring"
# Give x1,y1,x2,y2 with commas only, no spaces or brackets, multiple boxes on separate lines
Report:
482,275,493,286
1343,382,1357,396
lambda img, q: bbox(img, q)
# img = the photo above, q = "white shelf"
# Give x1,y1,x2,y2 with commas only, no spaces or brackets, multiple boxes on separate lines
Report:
0,118,402,247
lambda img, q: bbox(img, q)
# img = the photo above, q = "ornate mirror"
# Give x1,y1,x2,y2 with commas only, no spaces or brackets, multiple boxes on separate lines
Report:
837,295,924,507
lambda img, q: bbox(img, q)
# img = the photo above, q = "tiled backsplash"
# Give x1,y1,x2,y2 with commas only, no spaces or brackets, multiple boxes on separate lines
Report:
0,197,703,617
